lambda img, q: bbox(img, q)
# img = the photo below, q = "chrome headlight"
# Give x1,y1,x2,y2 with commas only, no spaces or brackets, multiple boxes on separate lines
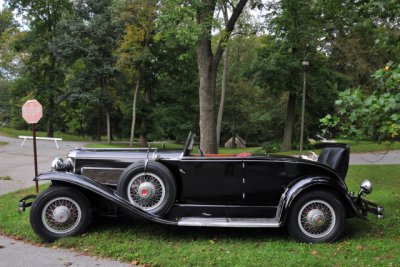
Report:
52,157,74,172
51,157,66,171
359,179,373,195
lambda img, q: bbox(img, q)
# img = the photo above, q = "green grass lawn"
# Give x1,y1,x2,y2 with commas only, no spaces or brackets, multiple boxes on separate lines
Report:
1,126,398,154
276,140,400,156
0,165,399,266
0,127,88,141
86,139,399,157
86,142,264,154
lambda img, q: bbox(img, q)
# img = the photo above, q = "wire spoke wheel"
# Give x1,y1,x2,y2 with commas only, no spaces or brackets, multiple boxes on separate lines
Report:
127,172,166,211
41,197,82,234
297,199,336,238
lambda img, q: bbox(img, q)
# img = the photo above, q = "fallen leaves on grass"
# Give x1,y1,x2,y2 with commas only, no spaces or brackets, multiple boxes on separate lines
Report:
131,260,140,265
310,250,319,255
356,245,365,251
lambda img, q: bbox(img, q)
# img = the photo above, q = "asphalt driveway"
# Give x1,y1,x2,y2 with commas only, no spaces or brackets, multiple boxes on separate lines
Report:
0,136,132,267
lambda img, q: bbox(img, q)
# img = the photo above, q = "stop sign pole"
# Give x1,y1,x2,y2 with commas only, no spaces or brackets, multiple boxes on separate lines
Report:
22,100,43,193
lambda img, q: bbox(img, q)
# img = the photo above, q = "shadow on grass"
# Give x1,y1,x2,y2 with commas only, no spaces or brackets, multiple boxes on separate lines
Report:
87,214,377,244
89,215,290,242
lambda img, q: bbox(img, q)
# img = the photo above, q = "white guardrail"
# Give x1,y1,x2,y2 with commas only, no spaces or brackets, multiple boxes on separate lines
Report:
19,135,62,149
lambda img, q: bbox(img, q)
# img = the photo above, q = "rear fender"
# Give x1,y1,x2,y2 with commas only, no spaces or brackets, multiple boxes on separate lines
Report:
35,171,177,225
279,176,364,224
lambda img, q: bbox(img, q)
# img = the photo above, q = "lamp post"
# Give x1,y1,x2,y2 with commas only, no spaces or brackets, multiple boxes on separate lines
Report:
299,57,310,157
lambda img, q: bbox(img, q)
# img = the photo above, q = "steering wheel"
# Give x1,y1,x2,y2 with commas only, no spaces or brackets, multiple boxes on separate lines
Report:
198,145,204,157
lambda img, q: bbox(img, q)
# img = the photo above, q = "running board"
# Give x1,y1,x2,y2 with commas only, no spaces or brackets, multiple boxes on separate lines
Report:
178,217,281,228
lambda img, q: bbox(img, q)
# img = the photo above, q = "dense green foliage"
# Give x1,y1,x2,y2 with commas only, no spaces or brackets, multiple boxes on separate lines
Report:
0,0,398,148
1,165,399,266
321,63,400,142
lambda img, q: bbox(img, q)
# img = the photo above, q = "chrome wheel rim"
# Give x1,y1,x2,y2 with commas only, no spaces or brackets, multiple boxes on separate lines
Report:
41,197,82,234
127,172,165,211
298,199,336,238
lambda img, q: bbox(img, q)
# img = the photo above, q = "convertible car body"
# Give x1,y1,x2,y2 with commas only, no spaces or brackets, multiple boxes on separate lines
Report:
20,132,383,243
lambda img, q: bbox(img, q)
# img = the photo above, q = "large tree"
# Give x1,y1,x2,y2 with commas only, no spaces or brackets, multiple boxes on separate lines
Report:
116,0,158,147
160,0,249,153
8,0,72,136
50,0,122,142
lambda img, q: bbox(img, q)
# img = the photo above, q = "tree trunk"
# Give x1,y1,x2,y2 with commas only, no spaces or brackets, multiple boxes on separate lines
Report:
139,84,151,148
197,36,218,154
95,108,102,141
129,78,140,147
139,132,147,147
282,91,296,151
47,95,54,137
217,46,229,147
217,2,230,148
196,0,248,154
47,114,54,138
106,110,111,145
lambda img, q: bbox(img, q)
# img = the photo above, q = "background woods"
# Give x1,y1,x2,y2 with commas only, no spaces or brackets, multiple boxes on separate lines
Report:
0,0,399,151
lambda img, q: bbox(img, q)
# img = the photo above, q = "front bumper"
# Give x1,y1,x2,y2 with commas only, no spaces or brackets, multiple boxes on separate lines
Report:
352,196,384,219
19,195,36,212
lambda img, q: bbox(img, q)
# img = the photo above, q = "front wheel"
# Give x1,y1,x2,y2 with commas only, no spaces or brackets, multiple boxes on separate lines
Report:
287,190,345,243
30,186,92,242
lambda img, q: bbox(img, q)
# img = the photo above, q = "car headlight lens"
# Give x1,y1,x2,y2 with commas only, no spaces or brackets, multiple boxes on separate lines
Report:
51,157,66,171
360,179,373,194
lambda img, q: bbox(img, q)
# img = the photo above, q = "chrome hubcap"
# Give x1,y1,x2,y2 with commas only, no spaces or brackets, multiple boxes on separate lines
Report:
53,206,71,223
127,172,165,211
138,182,156,199
307,209,326,227
298,200,336,238
41,197,81,234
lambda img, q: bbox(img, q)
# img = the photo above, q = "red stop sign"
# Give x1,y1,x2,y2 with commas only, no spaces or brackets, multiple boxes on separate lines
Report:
22,99,43,124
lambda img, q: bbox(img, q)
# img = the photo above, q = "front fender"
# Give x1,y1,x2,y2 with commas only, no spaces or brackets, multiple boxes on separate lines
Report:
279,176,364,224
35,171,177,225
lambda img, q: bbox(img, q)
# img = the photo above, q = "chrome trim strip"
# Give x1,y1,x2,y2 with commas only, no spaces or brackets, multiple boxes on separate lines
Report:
81,167,125,171
178,217,280,228
174,204,275,209
79,148,158,151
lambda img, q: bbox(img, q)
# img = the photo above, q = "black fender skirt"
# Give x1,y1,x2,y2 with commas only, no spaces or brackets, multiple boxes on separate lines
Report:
35,171,178,226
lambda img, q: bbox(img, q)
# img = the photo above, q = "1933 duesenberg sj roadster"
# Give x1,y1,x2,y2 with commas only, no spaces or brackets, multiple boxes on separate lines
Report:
19,132,383,243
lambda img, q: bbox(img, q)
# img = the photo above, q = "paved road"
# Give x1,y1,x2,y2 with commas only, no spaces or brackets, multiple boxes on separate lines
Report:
0,136,132,267
0,235,131,267
0,136,86,195
349,149,400,165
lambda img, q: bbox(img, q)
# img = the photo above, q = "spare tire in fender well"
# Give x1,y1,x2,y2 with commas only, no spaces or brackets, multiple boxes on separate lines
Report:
116,160,177,216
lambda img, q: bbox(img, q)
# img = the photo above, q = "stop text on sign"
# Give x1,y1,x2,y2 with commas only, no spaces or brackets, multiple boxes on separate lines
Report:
22,99,43,124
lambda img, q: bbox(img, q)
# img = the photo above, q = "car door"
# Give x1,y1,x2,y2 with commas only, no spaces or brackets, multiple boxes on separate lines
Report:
243,157,295,206
177,158,244,205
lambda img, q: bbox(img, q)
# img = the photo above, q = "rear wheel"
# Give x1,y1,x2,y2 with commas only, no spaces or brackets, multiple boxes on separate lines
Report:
287,190,345,243
30,186,92,242
117,161,176,215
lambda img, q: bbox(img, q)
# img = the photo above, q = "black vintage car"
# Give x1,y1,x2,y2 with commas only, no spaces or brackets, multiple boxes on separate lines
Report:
19,132,383,243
